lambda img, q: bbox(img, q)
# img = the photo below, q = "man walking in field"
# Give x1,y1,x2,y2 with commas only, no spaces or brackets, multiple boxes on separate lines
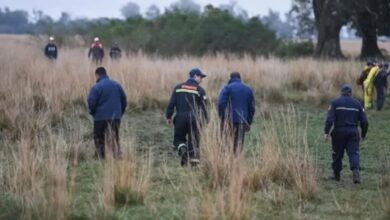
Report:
374,63,389,111
325,84,368,184
44,36,58,60
88,67,127,159
88,37,105,64
218,72,255,155
166,68,208,166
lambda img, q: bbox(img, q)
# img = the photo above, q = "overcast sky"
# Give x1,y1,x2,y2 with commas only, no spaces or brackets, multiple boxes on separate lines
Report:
1,0,292,19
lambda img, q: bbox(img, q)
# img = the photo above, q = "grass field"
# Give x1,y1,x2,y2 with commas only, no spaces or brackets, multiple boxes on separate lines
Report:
0,35,389,220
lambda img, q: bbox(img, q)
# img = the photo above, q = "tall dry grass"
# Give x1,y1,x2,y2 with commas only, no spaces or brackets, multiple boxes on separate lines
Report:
101,138,153,212
0,35,360,218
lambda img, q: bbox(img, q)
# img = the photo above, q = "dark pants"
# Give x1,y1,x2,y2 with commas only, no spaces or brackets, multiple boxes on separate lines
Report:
93,119,121,159
376,85,386,111
173,116,200,165
221,122,246,154
331,128,360,173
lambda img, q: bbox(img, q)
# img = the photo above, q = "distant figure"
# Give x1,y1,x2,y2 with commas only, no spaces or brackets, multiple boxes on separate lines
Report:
363,62,380,109
87,67,127,159
88,37,104,64
325,84,368,184
357,61,374,102
218,72,255,155
374,63,390,111
44,36,58,60
109,43,122,60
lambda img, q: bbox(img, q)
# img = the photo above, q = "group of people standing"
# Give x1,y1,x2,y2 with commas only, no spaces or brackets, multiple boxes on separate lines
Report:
44,36,122,63
358,61,390,110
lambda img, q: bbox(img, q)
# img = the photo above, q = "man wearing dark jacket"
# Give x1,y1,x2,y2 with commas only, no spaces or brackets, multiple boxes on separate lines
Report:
88,37,104,64
109,43,122,60
88,67,127,159
325,84,368,184
218,72,255,154
44,36,58,60
166,68,208,166
374,63,389,111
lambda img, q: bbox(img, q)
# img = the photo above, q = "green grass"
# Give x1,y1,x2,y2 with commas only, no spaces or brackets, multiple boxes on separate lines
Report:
1,98,390,220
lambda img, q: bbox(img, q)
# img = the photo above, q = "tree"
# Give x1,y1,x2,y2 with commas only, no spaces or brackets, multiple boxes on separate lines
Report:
169,0,201,15
146,5,161,20
312,0,350,58
289,0,316,39
262,10,294,39
350,0,386,59
121,1,141,19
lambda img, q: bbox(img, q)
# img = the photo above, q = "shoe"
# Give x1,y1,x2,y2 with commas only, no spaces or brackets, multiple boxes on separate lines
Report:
329,172,340,181
190,158,200,167
352,170,361,184
177,144,187,156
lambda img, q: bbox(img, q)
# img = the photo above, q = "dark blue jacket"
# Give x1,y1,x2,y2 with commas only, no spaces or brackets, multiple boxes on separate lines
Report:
44,43,57,59
325,95,368,138
87,75,127,121
218,78,255,124
374,69,390,88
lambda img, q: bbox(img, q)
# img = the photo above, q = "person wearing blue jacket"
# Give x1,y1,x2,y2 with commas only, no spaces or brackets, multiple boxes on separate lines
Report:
87,67,127,159
218,72,255,154
374,63,389,111
325,84,368,184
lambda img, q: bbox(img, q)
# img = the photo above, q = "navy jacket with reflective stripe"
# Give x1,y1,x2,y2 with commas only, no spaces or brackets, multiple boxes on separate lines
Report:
166,79,208,121
325,95,368,138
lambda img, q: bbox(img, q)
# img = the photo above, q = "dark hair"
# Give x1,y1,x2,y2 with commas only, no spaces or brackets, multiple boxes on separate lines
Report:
230,72,241,79
95,67,107,76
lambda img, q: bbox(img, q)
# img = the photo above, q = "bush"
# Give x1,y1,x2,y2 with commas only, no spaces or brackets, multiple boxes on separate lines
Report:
275,41,315,58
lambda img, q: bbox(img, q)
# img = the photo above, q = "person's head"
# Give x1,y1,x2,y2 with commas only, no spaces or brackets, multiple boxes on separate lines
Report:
95,67,107,79
230,72,241,80
189,68,207,83
383,63,389,70
94,37,99,42
341,84,352,96
366,61,374,67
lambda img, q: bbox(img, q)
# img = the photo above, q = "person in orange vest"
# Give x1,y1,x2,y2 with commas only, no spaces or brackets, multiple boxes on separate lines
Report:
88,37,104,64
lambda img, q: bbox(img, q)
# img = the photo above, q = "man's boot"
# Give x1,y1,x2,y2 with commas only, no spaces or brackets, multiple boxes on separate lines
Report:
352,169,361,184
329,171,340,181
177,144,188,166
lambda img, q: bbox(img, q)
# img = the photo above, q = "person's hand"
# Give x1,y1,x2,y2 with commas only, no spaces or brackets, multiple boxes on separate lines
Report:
244,124,251,132
166,118,172,125
324,134,330,143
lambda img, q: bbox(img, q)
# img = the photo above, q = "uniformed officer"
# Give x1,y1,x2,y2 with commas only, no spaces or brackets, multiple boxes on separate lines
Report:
325,84,368,184
44,36,58,60
166,68,208,166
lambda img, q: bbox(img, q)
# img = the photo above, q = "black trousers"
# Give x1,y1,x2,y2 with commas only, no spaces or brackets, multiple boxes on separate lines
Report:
221,122,246,154
93,119,121,159
376,85,386,111
173,116,200,165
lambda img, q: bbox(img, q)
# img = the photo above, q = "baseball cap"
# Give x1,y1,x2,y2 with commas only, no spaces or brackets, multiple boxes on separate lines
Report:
341,84,352,95
189,68,207,78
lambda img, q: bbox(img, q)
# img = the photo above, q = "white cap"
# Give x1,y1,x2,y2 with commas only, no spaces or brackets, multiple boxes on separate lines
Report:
94,37,99,42
49,36,54,41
